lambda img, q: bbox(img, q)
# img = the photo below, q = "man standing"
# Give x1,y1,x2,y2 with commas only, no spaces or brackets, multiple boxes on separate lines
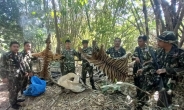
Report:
19,41,36,100
106,38,126,58
61,40,80,75
0,41,28,109
138,31,184,108
80,40,97,90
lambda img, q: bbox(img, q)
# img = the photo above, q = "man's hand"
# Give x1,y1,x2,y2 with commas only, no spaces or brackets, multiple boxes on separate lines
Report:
25,72,29,77
78,47,82,53
137,69,143,75
2,78,8,83
156,69,166,74
135,57,140,63
28,72,33,77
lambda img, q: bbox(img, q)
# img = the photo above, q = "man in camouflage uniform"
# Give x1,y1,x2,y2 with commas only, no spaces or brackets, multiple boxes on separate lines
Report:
132,35,155,101
138,31,184,108
19,41,37,100
106,38,126,58
61,40,80,75
80,40,97,90
0,41,28,109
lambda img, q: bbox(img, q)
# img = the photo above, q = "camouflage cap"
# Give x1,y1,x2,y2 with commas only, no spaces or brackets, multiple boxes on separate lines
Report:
157,31,176,44
82,40,88,44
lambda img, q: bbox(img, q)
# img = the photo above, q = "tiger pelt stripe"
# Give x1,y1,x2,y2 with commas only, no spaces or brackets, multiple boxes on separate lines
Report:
79,45,131,82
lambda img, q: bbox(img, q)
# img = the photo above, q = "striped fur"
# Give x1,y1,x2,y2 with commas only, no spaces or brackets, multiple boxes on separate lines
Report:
79,45,131,82
32,34,64,79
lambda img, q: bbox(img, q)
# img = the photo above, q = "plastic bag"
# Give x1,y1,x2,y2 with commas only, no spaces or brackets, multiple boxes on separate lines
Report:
23,76,46,96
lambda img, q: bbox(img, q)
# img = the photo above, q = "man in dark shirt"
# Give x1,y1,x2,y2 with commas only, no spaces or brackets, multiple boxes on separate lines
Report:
106,38,126,58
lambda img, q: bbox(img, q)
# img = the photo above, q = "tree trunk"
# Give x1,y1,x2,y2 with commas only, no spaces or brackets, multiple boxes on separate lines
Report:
150,0,165,33
160,0,173,31
131,0,145,34
179,30,184,48
150,0,159,36
85,5,92,32
142,0,149,36
51,0,60,53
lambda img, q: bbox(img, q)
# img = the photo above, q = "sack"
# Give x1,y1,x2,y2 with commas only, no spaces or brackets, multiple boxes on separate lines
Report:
23,76,46,96
57,73,85,92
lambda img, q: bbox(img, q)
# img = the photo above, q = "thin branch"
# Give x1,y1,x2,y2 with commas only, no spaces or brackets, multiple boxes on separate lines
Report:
130,7,142,35
174,6,184,34
131,0,145,33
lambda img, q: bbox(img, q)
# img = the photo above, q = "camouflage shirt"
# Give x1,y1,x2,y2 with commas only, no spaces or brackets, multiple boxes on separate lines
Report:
156,46,184,75
106,47,126,58
0,51,27,78
21,50,37,73
81,47,92,66
133,46,155,73
61,49,80,71
133,46,155,63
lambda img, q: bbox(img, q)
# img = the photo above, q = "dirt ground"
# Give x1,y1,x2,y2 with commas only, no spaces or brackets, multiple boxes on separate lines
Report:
1,62,184,110
1,78,184,110
0,82,9,110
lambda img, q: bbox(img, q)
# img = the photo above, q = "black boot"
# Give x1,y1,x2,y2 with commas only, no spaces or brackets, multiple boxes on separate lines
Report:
157,90,172,107
90,78,97,90
11,103,21,109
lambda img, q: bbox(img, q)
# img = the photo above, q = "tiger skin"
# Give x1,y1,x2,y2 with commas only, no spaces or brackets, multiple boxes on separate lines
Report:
31,34,65,79
79,45,132,82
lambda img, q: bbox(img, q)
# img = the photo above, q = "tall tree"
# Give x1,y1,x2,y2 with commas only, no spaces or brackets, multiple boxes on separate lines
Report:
0,0,23,46
51,0,60,53
151,0,184,47
142,0,149,36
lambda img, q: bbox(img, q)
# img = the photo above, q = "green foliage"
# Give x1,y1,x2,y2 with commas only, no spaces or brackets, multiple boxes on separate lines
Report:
2,0,181,53
0,0,23,50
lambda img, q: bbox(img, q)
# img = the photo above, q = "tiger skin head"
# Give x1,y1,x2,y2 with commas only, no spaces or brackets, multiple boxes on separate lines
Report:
52,53,65,61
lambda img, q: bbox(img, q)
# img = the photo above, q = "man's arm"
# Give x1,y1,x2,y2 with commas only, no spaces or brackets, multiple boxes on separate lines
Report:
121,47,126,56
132,47,142,64
0,53,8,79
106,48,111,54
31,56,38,61
166,51,184,76
19,54,30,76
74,49,81,59
132,47,138,59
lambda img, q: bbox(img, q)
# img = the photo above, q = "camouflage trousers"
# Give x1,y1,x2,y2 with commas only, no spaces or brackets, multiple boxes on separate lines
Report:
21,76,29,94
63,64,75,76
136,74,173,107
81,64,95,88
8,76,22,106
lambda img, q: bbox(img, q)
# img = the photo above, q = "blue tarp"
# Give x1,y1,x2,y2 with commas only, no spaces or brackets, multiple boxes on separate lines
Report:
23,76,46,96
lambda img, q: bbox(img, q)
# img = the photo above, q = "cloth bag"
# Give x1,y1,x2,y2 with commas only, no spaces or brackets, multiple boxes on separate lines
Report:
57,73,85,92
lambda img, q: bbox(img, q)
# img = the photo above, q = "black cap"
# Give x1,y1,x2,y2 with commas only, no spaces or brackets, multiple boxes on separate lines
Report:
82,40,88,44
65,39,71,43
